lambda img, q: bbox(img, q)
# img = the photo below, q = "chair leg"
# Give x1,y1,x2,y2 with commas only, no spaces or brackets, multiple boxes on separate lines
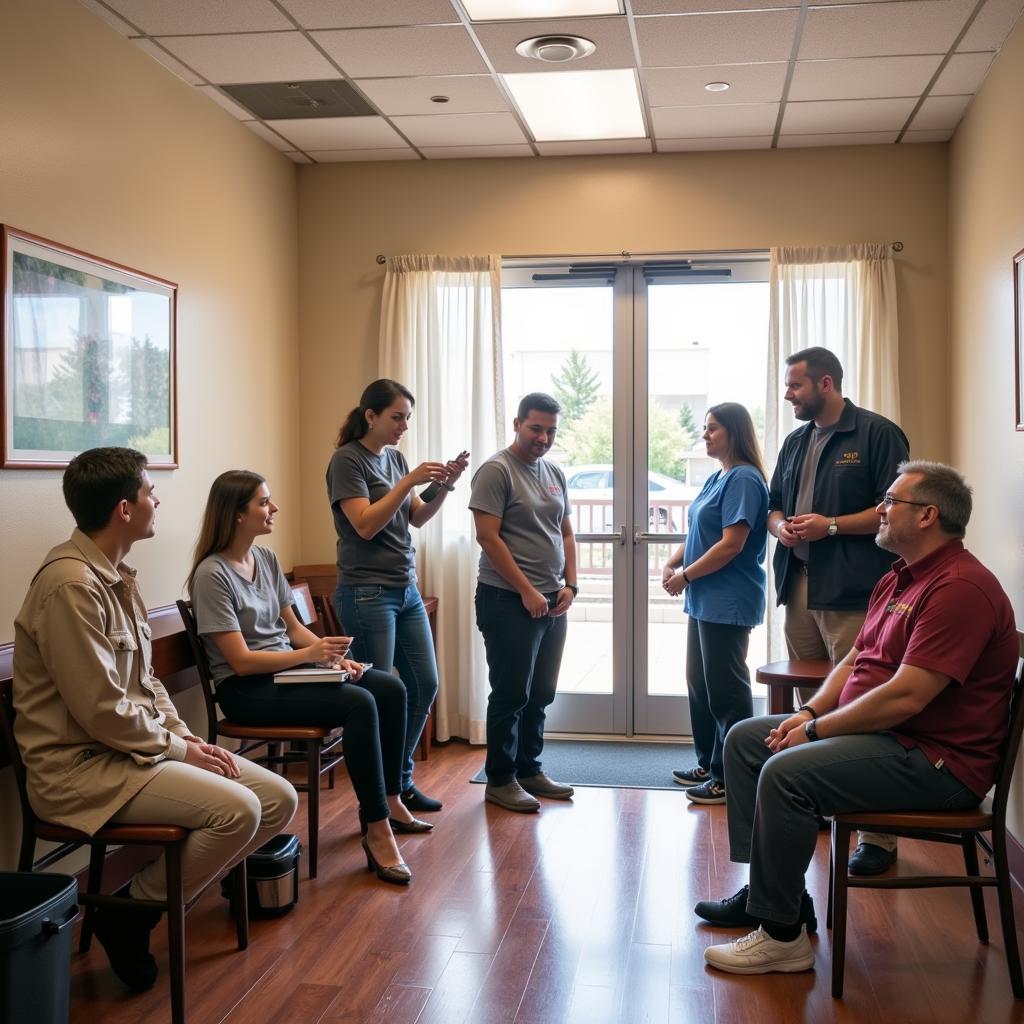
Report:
17,827,36,873
831,823,854,999
231,859,249,951
993,831,1024,999
307,741,320,879
827,834,835,931
962,833,989,942
79,842,107,953
166,842,186,1024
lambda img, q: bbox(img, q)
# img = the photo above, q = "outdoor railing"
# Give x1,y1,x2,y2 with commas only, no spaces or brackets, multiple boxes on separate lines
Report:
573,497,691,578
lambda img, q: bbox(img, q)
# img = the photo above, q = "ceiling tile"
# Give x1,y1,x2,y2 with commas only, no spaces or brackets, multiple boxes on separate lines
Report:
636,11,800,67
158,32,339,84
789,55,942,101
652,102,779,137
646,63,787,105
933,51,995,94
634,0,797,10
312,26,487,77
104,0,291,34
279,0,459,29
909,93,973,130
355,75,509,115
420,144,535,158
960,0,1024,50
263,116,410,149
783,97,917,132
196,85,254,119
308,148,421,161
799,0,975,59
474,17,635,72
132,39,205,84
78,0,136,35
536,138,654,155
392,111,528,146
243,121,294,150
656,135,772,150
901,128,954,142
284,152,314,163
777,131,898,147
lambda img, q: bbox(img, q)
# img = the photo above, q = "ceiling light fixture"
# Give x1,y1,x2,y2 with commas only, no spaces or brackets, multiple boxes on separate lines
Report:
430,95,450,103
704,81,730,92
515,34,597,63
464,1,621,20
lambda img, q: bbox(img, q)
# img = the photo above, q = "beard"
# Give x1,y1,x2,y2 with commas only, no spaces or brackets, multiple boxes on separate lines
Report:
793,389,826,422
875,524,898,553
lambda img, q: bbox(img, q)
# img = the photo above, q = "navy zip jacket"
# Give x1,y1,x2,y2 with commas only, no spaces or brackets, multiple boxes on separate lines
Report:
768,399,909,611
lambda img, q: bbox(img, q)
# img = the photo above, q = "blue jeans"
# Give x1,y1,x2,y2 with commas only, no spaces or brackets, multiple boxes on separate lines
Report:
336,583,439,792
475,582,567,785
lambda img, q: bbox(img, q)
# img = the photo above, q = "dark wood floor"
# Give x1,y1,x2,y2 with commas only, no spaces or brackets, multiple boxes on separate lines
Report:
69,740,1024,1024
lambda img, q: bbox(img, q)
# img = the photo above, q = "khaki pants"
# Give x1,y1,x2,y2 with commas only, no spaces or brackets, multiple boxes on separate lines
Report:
784,571,896,855
112,756,298,903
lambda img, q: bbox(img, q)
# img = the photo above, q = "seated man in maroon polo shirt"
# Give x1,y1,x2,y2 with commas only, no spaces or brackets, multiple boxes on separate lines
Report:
692,460,1018,975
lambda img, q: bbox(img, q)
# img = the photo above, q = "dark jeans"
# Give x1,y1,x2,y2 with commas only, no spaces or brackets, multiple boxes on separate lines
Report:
336,583,439,792
686,617,753,784
475,582,567,786
216,668,406,824
723,714,981,925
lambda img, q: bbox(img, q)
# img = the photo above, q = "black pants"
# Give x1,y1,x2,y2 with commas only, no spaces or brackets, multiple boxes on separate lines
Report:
686,617,753,784
216,669,406,823
475,582,567,786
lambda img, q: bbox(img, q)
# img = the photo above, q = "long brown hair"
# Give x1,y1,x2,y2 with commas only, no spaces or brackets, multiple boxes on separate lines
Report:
706,402,767,482
335,378,415,448
186,470,265,593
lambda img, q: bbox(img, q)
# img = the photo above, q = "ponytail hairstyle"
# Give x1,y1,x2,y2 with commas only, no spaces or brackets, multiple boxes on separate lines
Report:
706,402,768,483
335,378,416,448
186,470,266,593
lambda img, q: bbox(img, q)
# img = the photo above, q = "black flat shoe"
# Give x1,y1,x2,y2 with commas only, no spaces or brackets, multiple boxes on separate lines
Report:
694,884,817,934
361,838,411,885
848,843,897,876
400,785,442,813
389,815,433,834
92,899,163,991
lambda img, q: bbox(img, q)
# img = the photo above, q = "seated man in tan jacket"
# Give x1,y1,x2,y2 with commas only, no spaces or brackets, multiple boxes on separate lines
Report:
13,447,297,992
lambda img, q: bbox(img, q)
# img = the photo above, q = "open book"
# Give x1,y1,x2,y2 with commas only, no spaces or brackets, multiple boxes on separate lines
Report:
274,666,349,684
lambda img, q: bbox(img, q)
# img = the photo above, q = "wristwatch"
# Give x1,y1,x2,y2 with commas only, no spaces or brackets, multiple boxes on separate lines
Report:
804,719,820,742
827,517,838,537
564,582,579,597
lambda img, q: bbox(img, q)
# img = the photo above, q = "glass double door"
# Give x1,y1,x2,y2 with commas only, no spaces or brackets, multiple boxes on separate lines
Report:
500,255,769,736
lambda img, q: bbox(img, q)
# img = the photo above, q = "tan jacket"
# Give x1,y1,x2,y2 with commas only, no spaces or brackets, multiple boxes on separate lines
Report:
13,530,193,834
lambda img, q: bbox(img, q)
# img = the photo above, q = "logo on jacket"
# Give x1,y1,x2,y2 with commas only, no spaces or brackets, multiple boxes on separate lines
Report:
835,451,861,466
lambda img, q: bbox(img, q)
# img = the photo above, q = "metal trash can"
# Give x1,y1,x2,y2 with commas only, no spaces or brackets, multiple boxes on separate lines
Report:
221,833,301,918
0,872,78,1024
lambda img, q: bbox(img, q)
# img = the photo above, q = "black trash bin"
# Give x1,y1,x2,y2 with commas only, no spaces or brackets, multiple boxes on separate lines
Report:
221,833,301,918
0,872,78,1024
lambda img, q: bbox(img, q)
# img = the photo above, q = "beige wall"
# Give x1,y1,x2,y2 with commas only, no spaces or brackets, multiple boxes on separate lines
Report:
949,18,1024,832
296,145,950,560
0,0,301,649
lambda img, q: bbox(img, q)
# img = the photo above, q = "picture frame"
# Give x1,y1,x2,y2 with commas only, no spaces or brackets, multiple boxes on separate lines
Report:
1,225,177,468
1016,247,1024,432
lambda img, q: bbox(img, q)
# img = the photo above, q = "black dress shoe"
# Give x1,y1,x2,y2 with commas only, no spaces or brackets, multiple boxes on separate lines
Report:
694,884,818,934
400,785,442,812
389,815,434,834
92,899,163,991
848,842,897,876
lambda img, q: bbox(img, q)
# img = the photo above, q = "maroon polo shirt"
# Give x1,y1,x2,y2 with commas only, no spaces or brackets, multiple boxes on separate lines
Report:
838,539,1018,798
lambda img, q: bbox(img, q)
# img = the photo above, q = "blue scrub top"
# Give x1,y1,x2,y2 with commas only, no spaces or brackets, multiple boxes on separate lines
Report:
682,464,769,628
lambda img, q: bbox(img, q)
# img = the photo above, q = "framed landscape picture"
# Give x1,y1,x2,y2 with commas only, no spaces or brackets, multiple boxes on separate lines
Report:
1016,247,1024,432
1,226,177,468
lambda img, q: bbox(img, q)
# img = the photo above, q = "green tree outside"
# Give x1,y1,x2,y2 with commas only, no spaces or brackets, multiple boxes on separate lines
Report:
551,349,600,428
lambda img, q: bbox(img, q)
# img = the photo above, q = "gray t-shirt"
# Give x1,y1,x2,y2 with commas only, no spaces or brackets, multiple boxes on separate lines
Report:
793,424,836,562
190,546,293,683
469,449,571,593
326,442,416,587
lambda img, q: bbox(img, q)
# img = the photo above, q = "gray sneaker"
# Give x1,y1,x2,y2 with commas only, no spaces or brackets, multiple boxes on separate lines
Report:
485,781,541,813
518,772,575,800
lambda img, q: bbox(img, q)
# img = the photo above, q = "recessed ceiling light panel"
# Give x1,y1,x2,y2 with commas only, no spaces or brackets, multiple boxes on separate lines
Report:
502,68,646,142
515,35,597,62
463,0,621,20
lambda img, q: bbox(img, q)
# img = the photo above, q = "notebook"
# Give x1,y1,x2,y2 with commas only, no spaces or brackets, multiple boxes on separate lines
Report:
273,666,349,684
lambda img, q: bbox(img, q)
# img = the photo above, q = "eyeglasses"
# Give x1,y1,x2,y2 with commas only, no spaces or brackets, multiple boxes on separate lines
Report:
881,493,932,509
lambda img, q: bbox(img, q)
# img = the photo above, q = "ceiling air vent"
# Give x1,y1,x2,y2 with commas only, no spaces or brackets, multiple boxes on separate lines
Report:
515,35,597,63
219,80,376,120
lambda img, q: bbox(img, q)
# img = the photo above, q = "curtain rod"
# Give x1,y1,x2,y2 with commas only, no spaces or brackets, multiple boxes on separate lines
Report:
374,242,904,265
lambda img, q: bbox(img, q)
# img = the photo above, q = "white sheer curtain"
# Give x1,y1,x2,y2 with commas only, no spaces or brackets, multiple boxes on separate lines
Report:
765,243,900,657
379,255,503,744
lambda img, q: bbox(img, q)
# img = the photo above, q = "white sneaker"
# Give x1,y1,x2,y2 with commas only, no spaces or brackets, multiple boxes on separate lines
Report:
704,925,815,975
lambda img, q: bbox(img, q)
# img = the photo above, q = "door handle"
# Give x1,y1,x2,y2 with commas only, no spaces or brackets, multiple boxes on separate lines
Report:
634,530,685,543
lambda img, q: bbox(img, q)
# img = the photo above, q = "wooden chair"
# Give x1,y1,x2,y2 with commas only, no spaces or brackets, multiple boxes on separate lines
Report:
290,563,438,760
827,630,1024,999
755,659,833,714
175,600,344,879
0,685,247,1024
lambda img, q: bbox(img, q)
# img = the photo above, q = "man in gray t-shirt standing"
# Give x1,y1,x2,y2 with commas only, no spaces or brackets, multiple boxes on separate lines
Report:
469,393,578,813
